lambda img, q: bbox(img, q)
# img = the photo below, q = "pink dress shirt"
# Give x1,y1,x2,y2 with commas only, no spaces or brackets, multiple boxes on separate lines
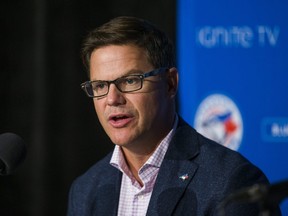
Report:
110,116,178,216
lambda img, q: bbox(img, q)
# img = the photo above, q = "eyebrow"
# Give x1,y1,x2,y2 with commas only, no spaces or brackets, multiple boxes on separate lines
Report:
91,69,146,82
121,69,145,76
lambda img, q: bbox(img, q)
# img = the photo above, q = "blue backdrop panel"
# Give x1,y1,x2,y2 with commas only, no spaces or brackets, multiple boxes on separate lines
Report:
177,0,288,213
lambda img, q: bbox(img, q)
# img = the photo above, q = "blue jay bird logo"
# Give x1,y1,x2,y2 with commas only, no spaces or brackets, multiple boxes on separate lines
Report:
202,111,237,144
194,94,243,151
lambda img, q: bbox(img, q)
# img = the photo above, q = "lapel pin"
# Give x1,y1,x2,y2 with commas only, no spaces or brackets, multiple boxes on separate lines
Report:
179,173,189,181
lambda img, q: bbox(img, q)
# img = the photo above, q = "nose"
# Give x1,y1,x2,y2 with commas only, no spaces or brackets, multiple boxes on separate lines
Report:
106,84,126,106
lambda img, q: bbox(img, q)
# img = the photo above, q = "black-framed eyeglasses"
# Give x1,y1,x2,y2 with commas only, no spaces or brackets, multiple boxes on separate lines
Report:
81,67,168,98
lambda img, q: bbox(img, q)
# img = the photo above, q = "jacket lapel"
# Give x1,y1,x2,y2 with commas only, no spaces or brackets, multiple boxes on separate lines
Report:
146,118,200,216
92,167,122,216
112,171,122,216
147,160,198,215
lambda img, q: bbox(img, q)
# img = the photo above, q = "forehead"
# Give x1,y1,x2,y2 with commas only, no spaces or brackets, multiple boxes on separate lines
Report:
89,45,153,80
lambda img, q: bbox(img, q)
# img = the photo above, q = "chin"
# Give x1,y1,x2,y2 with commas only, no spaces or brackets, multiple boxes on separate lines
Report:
107,128,134,144
109,135,129,146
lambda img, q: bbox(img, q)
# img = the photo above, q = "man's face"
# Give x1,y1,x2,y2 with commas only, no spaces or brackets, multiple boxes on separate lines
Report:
89,45,178,152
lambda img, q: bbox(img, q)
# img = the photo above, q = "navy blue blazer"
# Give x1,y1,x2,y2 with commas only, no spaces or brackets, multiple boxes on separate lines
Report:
67,118,279,216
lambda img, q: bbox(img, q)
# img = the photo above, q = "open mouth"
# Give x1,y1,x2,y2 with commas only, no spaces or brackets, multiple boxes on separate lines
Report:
111,115,129,122
108,114,133,127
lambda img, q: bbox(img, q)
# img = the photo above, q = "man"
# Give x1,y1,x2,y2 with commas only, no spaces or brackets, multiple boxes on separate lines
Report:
68,16,280,215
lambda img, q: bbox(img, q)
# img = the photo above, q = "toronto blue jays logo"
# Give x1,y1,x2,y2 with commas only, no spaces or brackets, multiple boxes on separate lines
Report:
194,94,243,151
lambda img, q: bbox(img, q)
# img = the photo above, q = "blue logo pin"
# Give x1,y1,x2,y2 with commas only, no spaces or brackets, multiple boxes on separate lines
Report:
179,173,189,181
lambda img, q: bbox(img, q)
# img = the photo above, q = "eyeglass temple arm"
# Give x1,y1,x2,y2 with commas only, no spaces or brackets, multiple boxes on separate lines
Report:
143,67,168,78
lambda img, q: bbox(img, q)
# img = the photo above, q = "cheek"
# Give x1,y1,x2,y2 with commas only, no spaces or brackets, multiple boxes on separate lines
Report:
134,93,165,120
93,101,106,121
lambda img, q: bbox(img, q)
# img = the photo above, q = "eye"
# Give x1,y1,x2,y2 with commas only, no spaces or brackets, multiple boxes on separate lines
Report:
123,76,140,85
126,78,135,85
92,82,107,91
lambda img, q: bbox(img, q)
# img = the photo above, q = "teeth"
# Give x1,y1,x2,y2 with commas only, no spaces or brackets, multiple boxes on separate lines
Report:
113,115,126,120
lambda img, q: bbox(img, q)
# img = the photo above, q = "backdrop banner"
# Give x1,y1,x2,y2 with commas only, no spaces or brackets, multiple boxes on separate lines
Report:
177,0,288,213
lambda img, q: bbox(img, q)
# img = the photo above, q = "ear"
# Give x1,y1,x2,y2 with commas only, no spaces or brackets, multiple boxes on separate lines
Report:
166,67,179,99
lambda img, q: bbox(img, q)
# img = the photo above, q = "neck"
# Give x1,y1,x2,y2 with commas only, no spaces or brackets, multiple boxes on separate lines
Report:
121,146,153,171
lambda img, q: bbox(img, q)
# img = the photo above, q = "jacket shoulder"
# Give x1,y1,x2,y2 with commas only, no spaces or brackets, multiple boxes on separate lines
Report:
72,151,118,187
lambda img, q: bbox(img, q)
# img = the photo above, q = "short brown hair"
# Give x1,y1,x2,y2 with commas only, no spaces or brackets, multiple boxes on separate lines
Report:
81,16,175,73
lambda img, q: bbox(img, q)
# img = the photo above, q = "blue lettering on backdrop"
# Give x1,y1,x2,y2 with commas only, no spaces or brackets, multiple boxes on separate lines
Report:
196,26,280,48
177,0,288,213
